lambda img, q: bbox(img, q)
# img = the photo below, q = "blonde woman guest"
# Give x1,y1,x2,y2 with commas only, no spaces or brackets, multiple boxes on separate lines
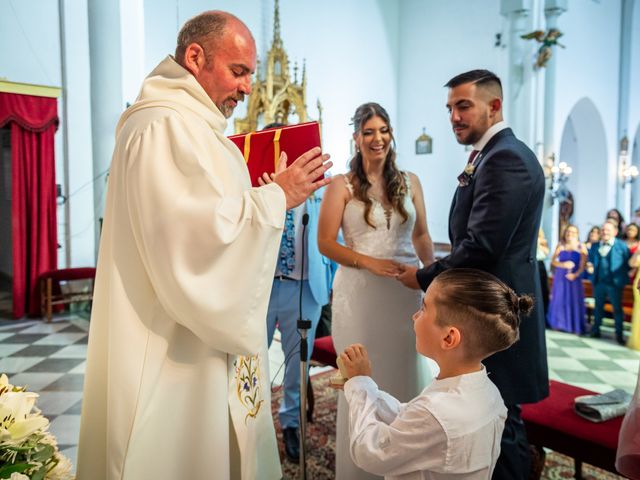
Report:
628,250,640,350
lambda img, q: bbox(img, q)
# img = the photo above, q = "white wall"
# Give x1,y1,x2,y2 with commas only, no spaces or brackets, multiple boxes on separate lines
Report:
144,0,264,79
278,0,400,173
553,0,622,212
0,1,61,86
560,98,609,238
143,0,400,174
396,0,506,242
628,0,640,174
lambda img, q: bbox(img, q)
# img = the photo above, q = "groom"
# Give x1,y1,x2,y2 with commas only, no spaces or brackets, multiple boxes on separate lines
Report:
398,69,548,479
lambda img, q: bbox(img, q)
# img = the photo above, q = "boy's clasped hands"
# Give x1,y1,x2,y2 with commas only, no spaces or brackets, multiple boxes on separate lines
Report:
330,344,371,389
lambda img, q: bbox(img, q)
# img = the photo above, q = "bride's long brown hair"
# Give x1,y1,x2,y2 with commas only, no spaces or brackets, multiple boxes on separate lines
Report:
349,103,408,228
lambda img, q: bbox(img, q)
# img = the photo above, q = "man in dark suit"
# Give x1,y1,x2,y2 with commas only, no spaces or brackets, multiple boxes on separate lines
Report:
398,69,548,479
588,220,630,345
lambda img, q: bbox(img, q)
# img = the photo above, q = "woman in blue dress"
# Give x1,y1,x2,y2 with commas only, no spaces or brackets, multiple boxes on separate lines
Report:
548,225,588,334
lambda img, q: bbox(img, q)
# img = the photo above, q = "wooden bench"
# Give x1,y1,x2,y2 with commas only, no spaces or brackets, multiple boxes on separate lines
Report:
581,279,634,325
522,380,623,479
547,277,634,326
433,242,452,261
39,268,96,323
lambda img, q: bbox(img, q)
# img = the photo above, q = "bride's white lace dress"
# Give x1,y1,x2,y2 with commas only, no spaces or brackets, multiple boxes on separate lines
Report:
332,175,433,480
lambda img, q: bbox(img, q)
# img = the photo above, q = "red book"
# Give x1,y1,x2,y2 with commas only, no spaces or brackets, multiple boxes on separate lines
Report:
228,121,322,187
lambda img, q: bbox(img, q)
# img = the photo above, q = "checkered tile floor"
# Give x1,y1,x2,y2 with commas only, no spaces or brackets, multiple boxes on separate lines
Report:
546,329,640,394
1,311,639,474
0,314,88,470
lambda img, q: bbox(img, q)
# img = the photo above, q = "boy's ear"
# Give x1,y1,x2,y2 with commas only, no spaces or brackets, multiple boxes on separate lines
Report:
441,326,462,350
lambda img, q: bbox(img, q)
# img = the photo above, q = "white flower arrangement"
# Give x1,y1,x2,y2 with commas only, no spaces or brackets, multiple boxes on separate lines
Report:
0,374,73,480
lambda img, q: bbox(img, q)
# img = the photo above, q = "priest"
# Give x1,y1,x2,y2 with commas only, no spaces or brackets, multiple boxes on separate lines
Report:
77,10,331,480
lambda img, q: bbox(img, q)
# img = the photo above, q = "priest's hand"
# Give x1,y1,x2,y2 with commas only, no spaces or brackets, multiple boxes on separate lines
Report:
274,147,332,209
397,264,422,290
340,344,372,379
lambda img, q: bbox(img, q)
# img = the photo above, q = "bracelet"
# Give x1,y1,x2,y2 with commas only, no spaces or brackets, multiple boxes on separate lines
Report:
352,255,360,269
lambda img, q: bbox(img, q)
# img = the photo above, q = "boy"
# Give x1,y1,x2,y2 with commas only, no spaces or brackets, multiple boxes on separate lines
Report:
337,268,531,479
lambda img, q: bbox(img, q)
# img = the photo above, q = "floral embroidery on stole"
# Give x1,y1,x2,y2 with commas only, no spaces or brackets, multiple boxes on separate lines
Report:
234,355,264,423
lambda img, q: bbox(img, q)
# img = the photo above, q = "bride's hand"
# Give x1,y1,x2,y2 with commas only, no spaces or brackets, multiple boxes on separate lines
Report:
360,257,403,277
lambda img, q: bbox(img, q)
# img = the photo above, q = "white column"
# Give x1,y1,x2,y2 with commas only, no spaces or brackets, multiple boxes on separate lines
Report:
540,0,567,242
58,0,96,266
500,0,534,145
542,1,566,161
87,0,145,259
617,0,634,218
87,0,124,258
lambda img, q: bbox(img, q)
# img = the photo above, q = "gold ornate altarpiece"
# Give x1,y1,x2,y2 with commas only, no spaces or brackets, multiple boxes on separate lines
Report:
234,0,321,134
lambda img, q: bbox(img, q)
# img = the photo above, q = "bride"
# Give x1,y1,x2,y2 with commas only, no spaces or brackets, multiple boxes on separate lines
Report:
318,102,435,479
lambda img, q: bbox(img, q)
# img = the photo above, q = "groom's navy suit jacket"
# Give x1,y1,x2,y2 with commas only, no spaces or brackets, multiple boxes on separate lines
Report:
416,128,548,405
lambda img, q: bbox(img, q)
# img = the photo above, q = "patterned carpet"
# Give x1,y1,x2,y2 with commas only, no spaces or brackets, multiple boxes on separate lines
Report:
272,371,337,479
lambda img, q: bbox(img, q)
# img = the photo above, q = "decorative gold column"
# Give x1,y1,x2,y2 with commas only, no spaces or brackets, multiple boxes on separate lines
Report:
234,0,320,133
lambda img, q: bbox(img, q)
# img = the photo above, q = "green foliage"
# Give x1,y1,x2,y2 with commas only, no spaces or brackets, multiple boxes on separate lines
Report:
0,462,35,478
0,434,57,479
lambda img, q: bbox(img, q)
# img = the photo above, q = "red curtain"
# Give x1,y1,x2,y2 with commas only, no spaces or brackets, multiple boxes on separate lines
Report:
0,92,58,318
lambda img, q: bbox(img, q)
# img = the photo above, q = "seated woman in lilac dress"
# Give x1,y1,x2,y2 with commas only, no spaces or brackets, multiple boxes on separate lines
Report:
548,225,588,334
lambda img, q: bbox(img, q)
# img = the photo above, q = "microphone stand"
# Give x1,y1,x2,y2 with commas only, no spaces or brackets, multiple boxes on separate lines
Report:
297,213,311,479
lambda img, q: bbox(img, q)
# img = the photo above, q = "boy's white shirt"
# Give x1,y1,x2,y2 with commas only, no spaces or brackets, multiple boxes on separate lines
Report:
344,365,507,480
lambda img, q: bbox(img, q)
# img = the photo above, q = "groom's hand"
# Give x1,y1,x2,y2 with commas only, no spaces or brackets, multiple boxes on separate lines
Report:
397,265,421,290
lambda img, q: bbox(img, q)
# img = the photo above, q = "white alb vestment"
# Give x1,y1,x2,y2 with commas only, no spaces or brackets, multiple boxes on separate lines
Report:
344,366,507,480
77,56,284,480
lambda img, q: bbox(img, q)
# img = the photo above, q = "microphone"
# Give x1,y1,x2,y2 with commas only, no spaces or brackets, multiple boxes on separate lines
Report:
297,209,311,478
298,212,311,340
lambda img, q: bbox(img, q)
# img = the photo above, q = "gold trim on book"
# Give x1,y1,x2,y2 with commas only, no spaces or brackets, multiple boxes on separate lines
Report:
0,79,62,99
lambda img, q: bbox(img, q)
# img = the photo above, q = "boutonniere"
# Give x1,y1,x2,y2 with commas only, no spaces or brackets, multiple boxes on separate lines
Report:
457,153,482,187
458,164,476,187
457,171,472,187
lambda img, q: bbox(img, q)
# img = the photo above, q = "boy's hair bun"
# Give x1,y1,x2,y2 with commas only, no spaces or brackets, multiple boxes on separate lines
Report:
517,295,534,317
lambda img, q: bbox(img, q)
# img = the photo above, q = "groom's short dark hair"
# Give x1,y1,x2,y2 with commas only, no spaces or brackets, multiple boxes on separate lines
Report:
445,70,502,97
